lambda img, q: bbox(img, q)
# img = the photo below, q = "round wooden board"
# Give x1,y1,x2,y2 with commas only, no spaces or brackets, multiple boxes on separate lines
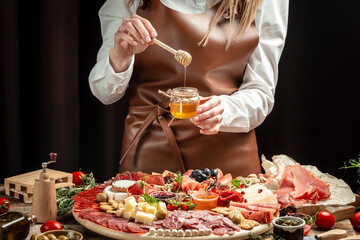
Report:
73,211,272,240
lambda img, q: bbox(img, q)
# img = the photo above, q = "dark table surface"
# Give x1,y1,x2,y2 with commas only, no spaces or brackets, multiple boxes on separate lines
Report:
1,184,358,240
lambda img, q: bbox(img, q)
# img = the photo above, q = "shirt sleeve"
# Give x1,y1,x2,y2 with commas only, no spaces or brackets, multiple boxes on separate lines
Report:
219,0,289,133
88,0,140,105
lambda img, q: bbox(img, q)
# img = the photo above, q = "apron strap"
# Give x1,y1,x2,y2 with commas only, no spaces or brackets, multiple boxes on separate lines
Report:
119,102,185,172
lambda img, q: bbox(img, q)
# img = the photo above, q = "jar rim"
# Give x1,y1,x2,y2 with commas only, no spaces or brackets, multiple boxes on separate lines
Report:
172,87,198,97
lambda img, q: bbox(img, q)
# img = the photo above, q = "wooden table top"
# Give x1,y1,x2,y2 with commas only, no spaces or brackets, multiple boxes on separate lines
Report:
1,184,358,240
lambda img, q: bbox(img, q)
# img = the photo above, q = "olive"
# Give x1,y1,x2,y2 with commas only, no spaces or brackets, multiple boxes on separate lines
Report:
38,236,50,240
30,234,40,240
232,215,242,224
211,169,218,178
58,236,69,240
203,168,210,176
96,193,108,202
156,210,168,220
46,234,57,240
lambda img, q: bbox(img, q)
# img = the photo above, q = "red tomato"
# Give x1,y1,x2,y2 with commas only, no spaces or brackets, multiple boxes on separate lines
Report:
0,198,10,214
167,203,177,211
40,220,63,233
351,212,360,229
315,211,335,230
72,171,85,185
304,224,311,236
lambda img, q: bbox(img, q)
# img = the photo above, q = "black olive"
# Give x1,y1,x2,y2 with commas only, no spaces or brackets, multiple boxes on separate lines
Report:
203,168,210,176
192,169,202,177
211,169,218,178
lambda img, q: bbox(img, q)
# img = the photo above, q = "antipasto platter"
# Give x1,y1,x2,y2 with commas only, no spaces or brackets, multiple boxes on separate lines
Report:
71,155,355,240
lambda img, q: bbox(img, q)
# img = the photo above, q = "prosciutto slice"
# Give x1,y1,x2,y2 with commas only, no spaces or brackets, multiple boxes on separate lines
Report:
275,163,331,208
127,180,156,195
229,202,280,223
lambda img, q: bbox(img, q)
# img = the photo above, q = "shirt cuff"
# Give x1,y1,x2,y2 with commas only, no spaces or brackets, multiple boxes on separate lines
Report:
105,55,134,85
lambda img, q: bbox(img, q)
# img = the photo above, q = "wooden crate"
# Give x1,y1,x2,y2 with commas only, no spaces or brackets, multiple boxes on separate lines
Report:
4,169,74,203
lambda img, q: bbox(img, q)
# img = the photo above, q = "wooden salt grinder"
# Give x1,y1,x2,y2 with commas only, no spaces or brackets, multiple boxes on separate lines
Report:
31,152,58,223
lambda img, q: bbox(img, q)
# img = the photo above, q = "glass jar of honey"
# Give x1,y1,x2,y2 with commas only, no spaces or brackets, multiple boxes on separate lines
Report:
169,87,200,119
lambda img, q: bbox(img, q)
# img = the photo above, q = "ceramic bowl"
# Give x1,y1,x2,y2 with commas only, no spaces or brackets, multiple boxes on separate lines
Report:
272,216,305,240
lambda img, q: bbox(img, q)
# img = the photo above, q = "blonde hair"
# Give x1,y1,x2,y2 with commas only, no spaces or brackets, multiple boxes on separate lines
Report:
127,0,262,49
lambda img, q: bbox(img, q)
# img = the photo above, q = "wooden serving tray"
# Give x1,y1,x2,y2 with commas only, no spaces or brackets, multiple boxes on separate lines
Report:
73,211,272,240
4,169,74,203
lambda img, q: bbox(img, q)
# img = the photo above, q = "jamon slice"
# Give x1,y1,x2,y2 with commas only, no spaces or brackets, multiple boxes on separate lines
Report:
181,175,203,193
219,173,232,185
229,206,274,223
292,164,331,201
127,180,156,195
141,174,165,186
275,163,331,208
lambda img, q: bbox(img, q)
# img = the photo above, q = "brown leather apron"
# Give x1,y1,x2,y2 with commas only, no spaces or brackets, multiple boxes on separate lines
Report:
119,0,261,177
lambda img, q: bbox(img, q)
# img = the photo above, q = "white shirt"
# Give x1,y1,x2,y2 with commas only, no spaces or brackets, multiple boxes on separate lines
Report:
89,0,289,133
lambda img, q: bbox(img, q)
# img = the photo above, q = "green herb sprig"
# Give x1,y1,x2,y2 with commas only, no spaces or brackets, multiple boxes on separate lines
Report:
339,153,360,184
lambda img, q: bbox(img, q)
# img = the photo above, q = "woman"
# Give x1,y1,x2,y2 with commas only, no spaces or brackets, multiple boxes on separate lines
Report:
89,0,288,177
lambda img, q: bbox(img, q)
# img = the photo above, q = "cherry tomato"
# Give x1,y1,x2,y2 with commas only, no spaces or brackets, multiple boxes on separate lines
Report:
40,220,63,233
351,212,360,229
167,203,177,211
304,224,311,236
72,171,85,185
315,211,335,230
0,198,10,214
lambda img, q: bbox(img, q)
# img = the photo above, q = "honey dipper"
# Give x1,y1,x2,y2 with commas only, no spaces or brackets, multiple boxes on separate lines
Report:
152,38,192,67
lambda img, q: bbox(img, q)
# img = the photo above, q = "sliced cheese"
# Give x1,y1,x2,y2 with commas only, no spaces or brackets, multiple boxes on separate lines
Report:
236,183,278,204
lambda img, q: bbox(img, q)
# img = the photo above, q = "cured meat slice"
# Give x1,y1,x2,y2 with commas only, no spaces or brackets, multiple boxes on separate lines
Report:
275,163,331,208
126,222,149,233
191,210,209,219
230,202,280,217
222,217,241,231
162,216,185,229
202,219,224,229
183,218,201,228
229,206,274,223
219,173,233,185
127,180,156,195
78,209,97,219
140,223,161,229
94,214,115,227
202,214,224,222
217,190,243,207
141,175,165,186
213,227,232,236
292,164,331,201
183,169,193,176
108,218,129,231
170,210,192,219
181,175,203,193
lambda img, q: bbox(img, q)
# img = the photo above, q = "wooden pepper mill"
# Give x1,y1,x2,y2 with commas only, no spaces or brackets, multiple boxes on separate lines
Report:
31,152,58,223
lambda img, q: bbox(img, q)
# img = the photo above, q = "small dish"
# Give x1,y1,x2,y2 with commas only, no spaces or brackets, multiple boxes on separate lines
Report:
35,230,83,240
272,216,305,240
192,191,219,210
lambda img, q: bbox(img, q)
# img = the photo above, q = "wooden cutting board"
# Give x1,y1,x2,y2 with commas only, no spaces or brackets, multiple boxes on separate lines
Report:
4,169,73,203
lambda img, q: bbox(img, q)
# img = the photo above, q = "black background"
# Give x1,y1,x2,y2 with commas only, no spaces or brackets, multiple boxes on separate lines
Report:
1,0,360,193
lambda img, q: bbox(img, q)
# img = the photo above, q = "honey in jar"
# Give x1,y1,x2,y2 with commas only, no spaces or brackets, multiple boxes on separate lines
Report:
169,87,200,119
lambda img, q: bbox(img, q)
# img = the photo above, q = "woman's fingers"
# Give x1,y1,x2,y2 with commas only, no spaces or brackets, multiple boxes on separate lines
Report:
131,14,157,38
192,96,224,135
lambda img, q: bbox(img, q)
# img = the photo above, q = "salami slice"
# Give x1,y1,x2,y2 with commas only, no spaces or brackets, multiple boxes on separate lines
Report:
108,218,129,231
94,214,115,227
202,214,224,222
127,222,149,233
140,223,161,229
202,219,224,229
171,210,192,219
213,227,230,236
183,218,201,228
222,217,241,231
191,210,209,219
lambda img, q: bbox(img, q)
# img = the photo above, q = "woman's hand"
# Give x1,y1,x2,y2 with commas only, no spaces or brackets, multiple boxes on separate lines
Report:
109,14,157,72
192,96,224,135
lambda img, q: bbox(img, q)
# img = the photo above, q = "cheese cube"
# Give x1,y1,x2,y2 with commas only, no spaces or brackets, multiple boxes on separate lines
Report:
157,201,167,211
143,213,156,224
124,196,136,204
146,205,157,215
137,202,148,212
124,197,137,212
135,211,147,223
123,210,135,219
